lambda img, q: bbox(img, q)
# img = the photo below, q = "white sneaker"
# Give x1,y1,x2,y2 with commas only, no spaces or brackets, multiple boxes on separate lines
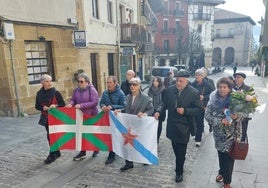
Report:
195,142,201,147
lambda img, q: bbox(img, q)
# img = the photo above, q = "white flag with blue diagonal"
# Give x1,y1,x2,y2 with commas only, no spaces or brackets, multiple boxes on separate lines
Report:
109,111,158,165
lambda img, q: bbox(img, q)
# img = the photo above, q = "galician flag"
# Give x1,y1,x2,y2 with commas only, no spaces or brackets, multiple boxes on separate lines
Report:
48,108,112,152
109,111,159,165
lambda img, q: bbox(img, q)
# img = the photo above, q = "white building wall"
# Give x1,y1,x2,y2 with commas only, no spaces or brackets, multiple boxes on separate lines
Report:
0,0,76,25
82,0,138,45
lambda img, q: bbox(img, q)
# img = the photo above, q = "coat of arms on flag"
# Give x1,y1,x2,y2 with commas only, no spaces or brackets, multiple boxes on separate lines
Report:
109,111,159,165
48,108,112,152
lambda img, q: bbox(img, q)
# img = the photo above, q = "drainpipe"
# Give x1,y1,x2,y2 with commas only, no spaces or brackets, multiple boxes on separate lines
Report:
9,40,22,117
116,0,121,83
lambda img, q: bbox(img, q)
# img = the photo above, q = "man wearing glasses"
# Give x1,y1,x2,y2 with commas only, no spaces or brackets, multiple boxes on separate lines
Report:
66,73,99,160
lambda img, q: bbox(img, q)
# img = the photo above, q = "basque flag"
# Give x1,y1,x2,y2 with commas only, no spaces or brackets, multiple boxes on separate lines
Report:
48,108,112,152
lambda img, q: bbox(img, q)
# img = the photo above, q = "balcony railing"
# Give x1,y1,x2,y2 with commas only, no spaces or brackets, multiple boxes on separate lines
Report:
174,9,185,17
140,42,154,54
163,9,185,17
193,13,211,21
120,23,149,43
213,33,234,39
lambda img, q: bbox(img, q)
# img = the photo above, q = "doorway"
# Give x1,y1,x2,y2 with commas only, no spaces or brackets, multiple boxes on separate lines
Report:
90,53,98,91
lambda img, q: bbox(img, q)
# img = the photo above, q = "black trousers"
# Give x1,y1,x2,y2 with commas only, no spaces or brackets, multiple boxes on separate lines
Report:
157,120,163,143
241,118,249,142
171,141,187,176
217,150,234,184
195,110,205,142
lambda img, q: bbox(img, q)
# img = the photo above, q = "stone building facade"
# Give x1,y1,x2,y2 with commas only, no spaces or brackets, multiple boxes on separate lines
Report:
213,8,255,66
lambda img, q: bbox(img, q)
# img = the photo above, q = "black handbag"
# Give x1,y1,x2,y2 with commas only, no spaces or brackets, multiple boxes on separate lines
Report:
228,137,249,160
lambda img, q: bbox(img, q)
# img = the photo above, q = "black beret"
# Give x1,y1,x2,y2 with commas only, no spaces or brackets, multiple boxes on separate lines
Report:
174,70,190,78
233,72,246,78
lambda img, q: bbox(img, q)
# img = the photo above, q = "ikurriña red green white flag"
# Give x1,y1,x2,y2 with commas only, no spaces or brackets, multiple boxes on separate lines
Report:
48,108,112,152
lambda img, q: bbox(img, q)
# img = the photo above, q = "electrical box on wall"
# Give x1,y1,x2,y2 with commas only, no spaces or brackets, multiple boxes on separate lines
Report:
3,22,15,40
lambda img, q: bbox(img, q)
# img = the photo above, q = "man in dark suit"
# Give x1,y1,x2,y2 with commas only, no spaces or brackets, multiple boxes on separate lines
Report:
233,72,253,142
155,70,203,183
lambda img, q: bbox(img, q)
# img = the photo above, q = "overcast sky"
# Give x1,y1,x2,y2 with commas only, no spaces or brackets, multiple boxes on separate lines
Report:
217,0,265,24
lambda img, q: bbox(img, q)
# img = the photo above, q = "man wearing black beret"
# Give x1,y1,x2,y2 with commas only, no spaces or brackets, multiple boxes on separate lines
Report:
233,72,252,142
154,70,203,183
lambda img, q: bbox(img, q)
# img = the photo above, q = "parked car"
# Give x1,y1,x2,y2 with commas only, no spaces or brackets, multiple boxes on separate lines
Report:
174,64,186,71
151,66,178,81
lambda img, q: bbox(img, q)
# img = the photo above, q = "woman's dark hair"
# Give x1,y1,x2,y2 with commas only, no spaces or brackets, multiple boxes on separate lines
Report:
151,76,164,88
216,77,234,90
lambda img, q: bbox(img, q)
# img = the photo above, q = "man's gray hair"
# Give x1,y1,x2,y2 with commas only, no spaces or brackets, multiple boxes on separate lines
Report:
77,73,90,83
107,75,118,83
40,74,52,82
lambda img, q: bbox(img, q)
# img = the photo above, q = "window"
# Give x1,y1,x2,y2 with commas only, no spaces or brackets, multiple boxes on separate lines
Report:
107,0,113,23
92,0,99,19
228,28,234,36
198,5,203,19
25,41,54,84
175,20,180,33
197,25,202,33
163,19,168,32
164,40,169,51
164,0,169,15
216,29,221,37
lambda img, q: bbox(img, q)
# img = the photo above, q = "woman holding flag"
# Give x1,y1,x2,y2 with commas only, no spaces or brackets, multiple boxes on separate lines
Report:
115,77,154,172
35,74,65,164
66,73,99,161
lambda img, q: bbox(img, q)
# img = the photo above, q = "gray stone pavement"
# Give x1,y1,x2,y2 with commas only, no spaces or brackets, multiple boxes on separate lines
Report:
0,67,267,188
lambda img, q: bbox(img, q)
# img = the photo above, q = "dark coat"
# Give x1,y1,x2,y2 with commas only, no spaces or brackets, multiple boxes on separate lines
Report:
157,84,203,143
121,80,131,95
35,87,65,126
191,79,214,107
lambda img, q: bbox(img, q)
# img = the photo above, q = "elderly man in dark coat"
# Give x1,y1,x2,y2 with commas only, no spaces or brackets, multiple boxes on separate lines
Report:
155,70,203,183
233,72,253,142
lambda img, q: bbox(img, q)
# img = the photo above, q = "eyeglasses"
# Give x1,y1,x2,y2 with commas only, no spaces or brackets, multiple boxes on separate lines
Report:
77,80,85,84
130,83,138,86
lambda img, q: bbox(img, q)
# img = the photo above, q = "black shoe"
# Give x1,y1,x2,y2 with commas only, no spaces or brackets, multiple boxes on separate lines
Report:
92,151,99,157
105,156,115,165
175,175,183,183
73,151,86,161
44,153,56,164
209,125,213,132
54,151,61,159
120,165,134,172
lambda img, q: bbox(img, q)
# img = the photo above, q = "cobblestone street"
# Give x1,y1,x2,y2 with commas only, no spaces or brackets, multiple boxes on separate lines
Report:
0,67,268,188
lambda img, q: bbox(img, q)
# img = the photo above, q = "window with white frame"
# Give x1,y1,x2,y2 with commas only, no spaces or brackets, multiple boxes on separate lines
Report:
107,0,113,23
164,40,169,51
25,41,54,84
92,0,99,19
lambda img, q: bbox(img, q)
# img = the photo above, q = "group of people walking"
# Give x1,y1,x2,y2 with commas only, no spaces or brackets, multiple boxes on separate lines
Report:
35,67,253,188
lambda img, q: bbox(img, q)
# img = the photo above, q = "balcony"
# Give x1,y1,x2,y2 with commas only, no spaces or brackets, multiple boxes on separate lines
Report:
142,1,158,24
193,13,211,21
174,9,185,17
120,23,149,44
140,43,154,54
213,33,234,39
162,9,185,17
161,28,175,35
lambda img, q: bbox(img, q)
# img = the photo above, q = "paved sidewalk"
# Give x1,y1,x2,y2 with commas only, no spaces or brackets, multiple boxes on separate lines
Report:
0,67,267,188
